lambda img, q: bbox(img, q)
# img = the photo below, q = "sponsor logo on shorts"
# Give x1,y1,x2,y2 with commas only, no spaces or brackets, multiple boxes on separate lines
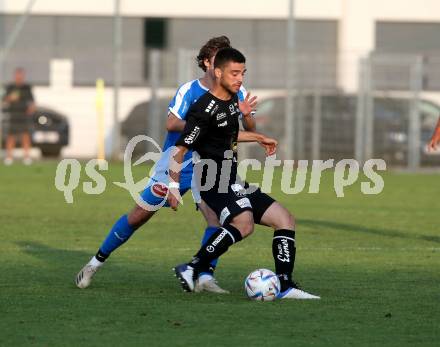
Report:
236,197,251,209
231,183,246,197
219,207,231,225
151,183,168,198
206,245,215,253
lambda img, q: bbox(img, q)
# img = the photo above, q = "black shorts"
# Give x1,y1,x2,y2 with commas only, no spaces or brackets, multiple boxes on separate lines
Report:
200,181,275,226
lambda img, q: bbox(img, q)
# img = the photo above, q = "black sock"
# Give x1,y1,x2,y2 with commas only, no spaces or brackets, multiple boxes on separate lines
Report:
190,225,242,271
272,229,296,292
95,249,109,263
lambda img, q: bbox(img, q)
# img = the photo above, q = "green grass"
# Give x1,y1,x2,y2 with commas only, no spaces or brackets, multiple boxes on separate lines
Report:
0,162,439,346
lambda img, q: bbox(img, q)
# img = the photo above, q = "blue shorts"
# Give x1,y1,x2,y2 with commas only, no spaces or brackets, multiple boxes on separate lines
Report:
140,171,200,209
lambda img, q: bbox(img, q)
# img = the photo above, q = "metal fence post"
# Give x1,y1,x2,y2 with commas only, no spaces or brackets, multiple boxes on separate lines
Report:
112,0,122,160
177,48,192,87
408,55,423,171
364,56,374,161
295,91,305,159
284,0,296,160
355,57,366,164
311,89,322,160
149,49,161,152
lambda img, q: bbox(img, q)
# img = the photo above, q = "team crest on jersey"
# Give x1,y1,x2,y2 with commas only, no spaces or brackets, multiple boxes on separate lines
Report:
229,104,236,115
205,100,216,113
151,183,168,198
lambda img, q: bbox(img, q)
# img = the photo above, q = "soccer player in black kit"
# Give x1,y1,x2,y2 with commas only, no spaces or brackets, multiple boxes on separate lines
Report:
168,48,319,299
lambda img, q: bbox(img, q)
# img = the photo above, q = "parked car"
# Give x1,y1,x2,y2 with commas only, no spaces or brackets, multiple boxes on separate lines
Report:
1,106,69,157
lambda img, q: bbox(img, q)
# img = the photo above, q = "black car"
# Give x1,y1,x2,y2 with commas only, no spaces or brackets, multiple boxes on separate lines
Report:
1,106,69,157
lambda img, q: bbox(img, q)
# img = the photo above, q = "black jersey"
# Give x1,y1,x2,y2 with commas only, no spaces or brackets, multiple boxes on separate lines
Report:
176,91,241,188
176,91,240,161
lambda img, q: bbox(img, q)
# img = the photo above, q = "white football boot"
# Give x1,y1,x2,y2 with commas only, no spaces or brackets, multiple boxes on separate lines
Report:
278,286,320,300
276,278,321,300
173,264,196,292
75,263,100,289
195,274,230,294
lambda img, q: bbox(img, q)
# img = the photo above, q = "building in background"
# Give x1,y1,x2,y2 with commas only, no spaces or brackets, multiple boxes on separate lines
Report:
1,0,440,161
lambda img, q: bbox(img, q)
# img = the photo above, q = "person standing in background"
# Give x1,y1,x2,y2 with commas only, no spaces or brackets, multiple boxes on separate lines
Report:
2,68,36,165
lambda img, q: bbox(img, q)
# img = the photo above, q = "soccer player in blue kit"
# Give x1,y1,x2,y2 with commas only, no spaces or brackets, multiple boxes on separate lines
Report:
75,36,257,293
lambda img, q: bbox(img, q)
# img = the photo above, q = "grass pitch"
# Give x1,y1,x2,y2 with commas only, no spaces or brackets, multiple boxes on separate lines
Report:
0,162,439,346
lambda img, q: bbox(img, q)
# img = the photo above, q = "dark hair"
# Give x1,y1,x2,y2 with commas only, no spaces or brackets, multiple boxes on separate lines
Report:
196,36,231,71
213,47,246,69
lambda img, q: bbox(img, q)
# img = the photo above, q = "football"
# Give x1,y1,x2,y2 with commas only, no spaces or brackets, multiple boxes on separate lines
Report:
244,269,280,301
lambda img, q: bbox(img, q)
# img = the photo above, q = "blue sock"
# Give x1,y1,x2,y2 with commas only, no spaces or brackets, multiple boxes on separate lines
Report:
98,215,136,259
201,226,219,270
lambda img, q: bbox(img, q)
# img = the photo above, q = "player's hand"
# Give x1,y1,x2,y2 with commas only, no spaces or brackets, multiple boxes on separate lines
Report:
239,92,257,117
167,188,182,211
428,128,440,152
258,137,278,156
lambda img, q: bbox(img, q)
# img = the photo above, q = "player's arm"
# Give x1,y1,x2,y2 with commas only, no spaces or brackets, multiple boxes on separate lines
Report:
238,130,277,156
428,117,440,151
166,112,186,132
239,91,257,132
166,83,193,132
168,106,209,210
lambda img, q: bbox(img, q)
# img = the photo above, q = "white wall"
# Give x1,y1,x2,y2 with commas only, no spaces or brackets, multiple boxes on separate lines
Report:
1,0,341,19
337,0,440,91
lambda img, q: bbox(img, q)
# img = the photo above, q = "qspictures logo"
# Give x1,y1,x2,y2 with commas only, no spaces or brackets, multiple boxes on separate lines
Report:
54,135,386,210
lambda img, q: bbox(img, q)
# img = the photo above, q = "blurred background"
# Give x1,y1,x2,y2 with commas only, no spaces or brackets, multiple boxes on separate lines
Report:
1,0,440,169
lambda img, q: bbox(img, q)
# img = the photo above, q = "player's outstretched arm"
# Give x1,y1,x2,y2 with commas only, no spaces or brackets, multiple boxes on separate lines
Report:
238,130,277,156
239,92,257,132
428,117,440,151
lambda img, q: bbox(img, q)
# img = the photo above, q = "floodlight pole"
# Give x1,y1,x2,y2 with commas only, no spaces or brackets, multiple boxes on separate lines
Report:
284,0,295,160
112,0,122,161
0,0,37,156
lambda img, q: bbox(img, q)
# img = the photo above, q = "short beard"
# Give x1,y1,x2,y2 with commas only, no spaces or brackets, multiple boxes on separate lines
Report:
220,81,235,96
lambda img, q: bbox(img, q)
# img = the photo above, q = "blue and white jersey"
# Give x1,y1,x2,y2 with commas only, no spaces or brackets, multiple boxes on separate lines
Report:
152,78,248,185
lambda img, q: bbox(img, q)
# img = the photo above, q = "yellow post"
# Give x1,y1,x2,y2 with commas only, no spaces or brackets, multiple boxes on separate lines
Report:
96,78,105,161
